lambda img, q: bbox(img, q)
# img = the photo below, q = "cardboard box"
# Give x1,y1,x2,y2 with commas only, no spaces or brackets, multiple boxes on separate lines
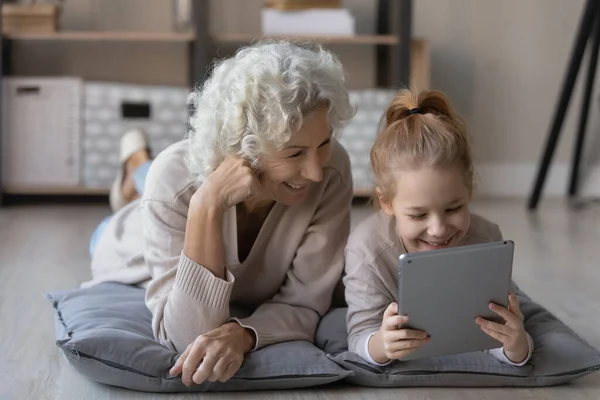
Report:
2,4,58,35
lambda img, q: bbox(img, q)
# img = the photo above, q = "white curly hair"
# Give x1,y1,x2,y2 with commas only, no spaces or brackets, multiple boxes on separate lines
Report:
186,39,355,179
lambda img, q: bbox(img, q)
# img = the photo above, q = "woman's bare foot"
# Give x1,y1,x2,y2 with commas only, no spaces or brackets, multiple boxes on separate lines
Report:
121,149,150,203
120,174,138,203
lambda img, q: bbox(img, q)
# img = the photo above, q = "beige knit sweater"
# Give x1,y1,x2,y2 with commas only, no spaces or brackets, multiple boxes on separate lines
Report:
87,139,353,353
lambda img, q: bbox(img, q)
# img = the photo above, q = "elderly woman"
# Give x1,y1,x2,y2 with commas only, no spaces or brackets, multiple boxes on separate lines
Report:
85,40,355,386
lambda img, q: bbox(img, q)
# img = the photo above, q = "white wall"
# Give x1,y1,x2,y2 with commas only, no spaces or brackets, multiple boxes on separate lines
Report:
413,0,600,197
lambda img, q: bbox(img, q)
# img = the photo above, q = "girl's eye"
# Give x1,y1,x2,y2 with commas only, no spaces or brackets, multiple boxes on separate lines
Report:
447,205,463,213
408,214,427,220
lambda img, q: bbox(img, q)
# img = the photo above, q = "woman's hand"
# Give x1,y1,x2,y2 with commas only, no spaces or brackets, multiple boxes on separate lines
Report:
184,156,265,278
369,302,431,364
169,322,255,386
476,293,529,363
195,156,264,213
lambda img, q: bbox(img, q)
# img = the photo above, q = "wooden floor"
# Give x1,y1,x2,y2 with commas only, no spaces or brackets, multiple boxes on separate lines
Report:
1,199,599,399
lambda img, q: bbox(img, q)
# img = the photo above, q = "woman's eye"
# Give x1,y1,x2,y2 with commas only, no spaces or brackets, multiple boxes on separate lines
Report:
447,205,463,213
319,139,331,148
288,151,303,159
408,214,427,220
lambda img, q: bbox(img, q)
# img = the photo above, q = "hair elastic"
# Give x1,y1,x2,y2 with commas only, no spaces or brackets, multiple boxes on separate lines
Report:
407,107,422,116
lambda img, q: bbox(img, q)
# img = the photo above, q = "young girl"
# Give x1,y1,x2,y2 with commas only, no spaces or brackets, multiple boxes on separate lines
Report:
344,88,533,366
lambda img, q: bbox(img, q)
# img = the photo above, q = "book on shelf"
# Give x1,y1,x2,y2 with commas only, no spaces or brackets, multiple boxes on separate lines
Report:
261,8,355,36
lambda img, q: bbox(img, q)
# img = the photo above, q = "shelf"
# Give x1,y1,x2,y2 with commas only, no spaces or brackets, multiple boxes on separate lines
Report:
4,184,373,198
3,185,109,195
353,188,374,198
3,31,195,42
214,33,399,45
3,31,399,45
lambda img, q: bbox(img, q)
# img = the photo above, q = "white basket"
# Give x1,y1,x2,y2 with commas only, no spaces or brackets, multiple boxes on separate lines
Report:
82,82,190,188
338,89,396,192
1,77,82,186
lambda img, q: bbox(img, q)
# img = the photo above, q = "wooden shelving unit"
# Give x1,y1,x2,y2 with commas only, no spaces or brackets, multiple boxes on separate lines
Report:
0,0,209,203
215,33,399,45
3,31,195,42
0,0,414,201
3,185,109,195
5,32,399,45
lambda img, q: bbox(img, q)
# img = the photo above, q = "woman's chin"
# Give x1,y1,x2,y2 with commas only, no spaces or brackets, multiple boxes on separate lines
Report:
275,182,310,205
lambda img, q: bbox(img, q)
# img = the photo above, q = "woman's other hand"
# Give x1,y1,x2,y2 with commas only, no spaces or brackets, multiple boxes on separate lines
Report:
169,322,256,386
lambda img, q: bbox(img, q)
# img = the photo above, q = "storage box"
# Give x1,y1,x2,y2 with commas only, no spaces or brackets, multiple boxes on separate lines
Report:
264,0,341,10
1,77,82,187
338,90,397,194
261,8,355,36
82,82,190,188
1,4,59,35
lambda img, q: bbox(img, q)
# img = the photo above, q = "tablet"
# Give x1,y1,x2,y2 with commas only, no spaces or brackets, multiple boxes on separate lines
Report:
397,240,514,361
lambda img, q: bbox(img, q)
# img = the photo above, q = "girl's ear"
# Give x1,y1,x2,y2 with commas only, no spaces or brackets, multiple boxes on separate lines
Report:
376,187,395,217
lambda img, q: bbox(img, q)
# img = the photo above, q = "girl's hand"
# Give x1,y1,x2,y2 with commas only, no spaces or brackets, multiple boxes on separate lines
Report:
370,302,431,364
476,293,530,363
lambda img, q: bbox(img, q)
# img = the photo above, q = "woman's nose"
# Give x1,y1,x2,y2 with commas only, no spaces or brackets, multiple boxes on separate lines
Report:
301,153,323,182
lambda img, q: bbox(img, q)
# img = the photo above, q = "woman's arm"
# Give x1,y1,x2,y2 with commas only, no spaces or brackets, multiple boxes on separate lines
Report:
183,193,226,279
182,156,264,279
231,165,353,350
142,199,235,353
142,155,264,353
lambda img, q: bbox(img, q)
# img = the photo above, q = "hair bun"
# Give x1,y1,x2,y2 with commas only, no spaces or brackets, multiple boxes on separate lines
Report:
385,89,457,124
418,90,456,121
385,90,418,123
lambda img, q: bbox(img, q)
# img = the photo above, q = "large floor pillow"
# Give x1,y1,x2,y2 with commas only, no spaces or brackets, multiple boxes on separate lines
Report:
316,289,600,387
46,282,351,393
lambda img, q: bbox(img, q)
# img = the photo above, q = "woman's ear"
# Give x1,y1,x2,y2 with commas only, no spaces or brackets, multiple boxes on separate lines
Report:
249,157,263,177
376,187,395,217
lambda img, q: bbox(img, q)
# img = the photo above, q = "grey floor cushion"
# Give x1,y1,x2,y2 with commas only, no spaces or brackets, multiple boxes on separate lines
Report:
315,289,600,387
46,282,351,393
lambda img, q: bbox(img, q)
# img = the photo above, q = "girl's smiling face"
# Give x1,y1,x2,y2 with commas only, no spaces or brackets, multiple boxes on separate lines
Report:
378,163,472,253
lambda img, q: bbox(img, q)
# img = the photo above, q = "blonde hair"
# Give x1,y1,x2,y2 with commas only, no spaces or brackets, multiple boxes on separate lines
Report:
371,88,473,202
